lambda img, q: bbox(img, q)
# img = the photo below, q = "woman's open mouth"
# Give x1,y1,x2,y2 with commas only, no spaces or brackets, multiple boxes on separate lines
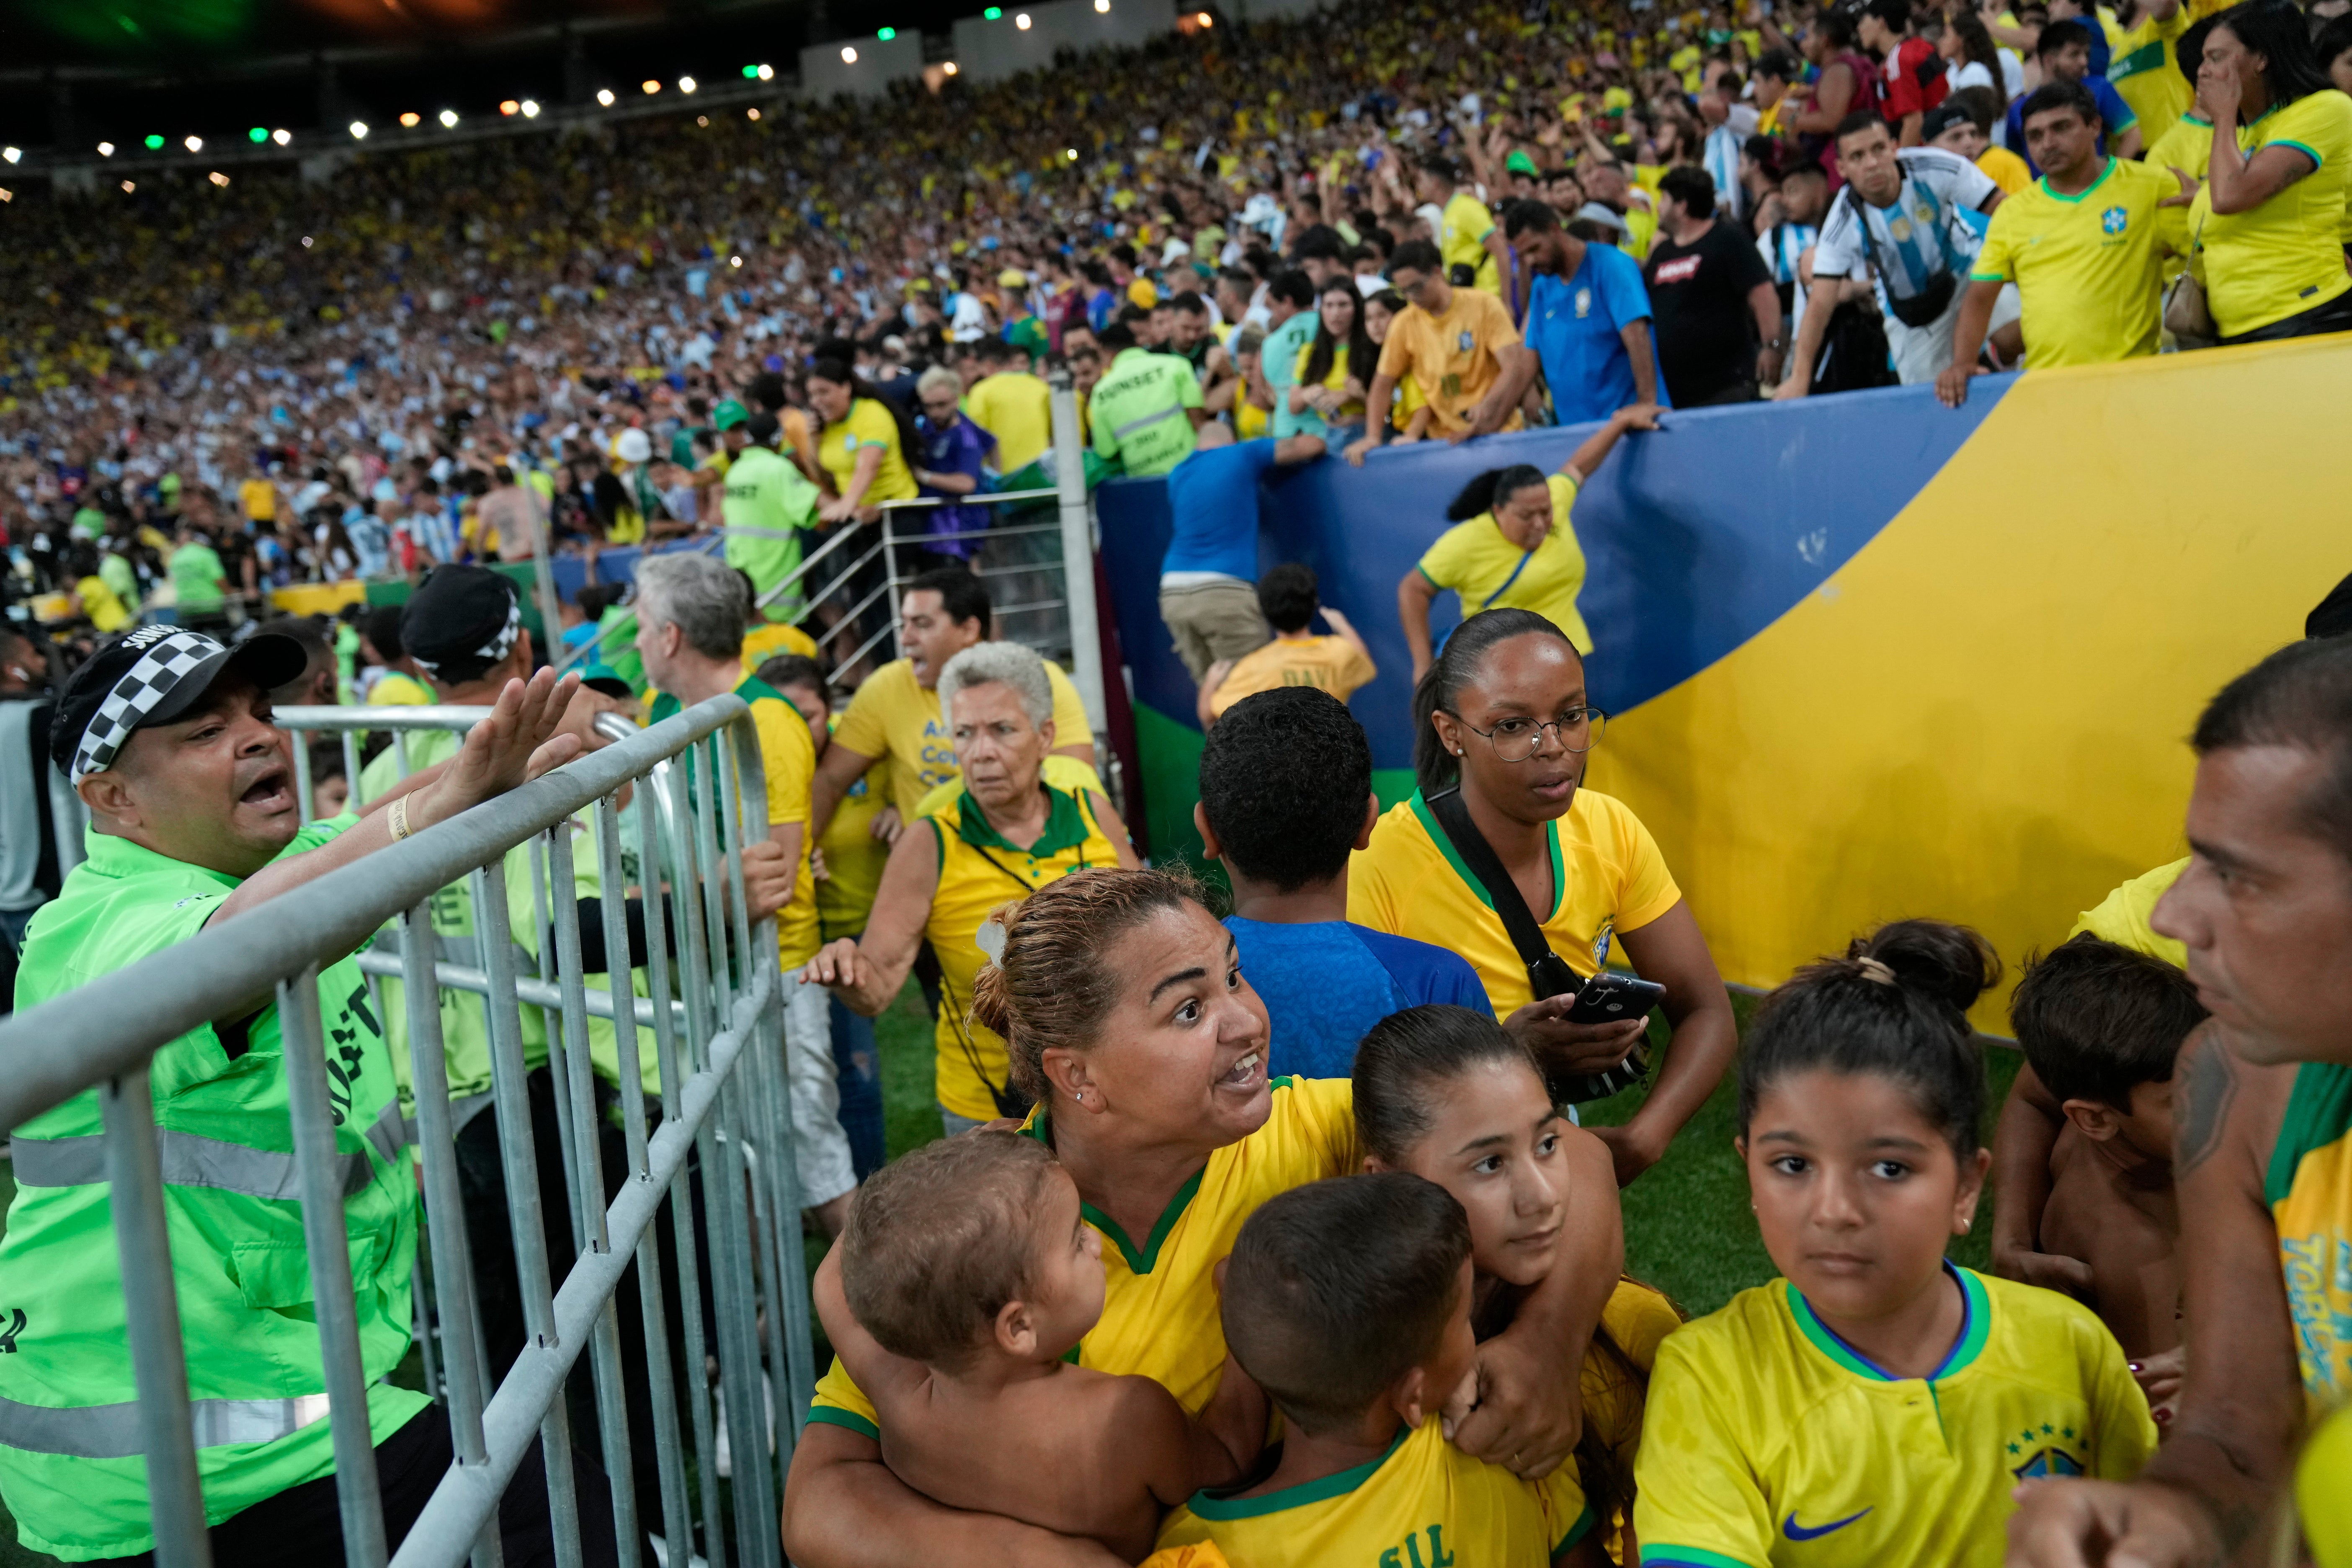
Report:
1216,1050,1262,1092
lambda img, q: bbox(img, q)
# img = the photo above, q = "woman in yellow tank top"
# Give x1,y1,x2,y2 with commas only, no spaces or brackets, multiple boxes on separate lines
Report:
803,640,1137,1128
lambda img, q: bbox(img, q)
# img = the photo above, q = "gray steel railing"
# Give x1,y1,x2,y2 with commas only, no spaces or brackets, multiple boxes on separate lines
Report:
0,694,810,1568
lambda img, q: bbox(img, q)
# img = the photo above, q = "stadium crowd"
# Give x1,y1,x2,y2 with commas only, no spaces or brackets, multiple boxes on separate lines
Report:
3,0,2352,1562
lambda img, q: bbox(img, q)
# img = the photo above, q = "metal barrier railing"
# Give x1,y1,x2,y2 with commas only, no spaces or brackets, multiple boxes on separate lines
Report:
0,694,811,1568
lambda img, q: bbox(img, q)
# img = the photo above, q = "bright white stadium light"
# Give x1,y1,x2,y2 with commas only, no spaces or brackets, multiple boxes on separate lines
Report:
642,80,661,94
439,109,459,127
1197,10,1212,22
943,60,958,73
678,75,697,93
521,100,541,118
598,88,616,106
350,121,370,139
747,107,762,120
1066,147,1078,160
98,142,116,156
696,115,709,126
302,235,313,246
841,45,858,61
1096,0,1110,10
730,255,743,267
183,135,203,152
273,128,291,145
757,63,774,80
400,111,421,127
3,147,20,164
1016,11,1032,26
209,171,229,186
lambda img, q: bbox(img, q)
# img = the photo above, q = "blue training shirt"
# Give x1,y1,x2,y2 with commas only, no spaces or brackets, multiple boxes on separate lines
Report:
1525,243,1671,427
1226,915,1493,1081
1160,438,1279,581
2006,75,2135,175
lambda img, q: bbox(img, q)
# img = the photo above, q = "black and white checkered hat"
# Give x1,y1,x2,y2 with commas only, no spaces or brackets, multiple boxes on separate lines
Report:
52,624,309,782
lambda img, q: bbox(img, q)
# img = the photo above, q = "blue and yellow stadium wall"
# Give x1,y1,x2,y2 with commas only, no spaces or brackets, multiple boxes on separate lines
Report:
1095,337,2352,1032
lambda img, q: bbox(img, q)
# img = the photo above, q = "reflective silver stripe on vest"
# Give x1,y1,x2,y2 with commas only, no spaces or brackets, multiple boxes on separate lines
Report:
1111,402,1185,440
0,1390,335,1459
11,1099,408,1201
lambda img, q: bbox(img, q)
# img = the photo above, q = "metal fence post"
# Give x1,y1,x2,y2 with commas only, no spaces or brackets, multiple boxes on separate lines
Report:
1047,371,1108,749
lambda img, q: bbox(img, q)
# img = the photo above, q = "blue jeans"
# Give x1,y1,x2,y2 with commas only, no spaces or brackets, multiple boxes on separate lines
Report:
829,995,885,1180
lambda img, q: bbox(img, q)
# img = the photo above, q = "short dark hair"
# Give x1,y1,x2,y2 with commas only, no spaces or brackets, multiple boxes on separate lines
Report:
2192,637,2352,861
1816,6,1859,47
1354,1005,1545,1166
2011,935,2206,1110
1097,321,1138,352
839,1131,1060,1369
1658,165,1717,215
905,565,990,632
1292,224,1346,262
1834,109,1895,147
2211,0,2336,103
1171,290,1210,317
361,604,405,661
1268,269,1316,309
756,654,830,707
2037,17,2093,55
1254,562,1320,634
1863,0,1912,29
1756,47,1803,80
2017,78,2101,129
1388,239,1444,278
1501,199,1560,240
1739,918,2001,1164
1221,1174,1471,1435
1945,85,2004,134
1199,687,1371,892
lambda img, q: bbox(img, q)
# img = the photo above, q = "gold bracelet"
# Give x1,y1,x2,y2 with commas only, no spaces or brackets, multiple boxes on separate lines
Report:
388,795,412,842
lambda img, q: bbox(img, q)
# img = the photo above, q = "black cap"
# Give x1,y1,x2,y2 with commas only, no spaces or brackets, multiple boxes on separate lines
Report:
1919,103,1973,143
745,410,781,446
52,623,309,781
400,566,522,681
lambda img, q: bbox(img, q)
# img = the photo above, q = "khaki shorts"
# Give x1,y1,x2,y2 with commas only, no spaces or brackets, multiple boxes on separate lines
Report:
1158,578,1270,683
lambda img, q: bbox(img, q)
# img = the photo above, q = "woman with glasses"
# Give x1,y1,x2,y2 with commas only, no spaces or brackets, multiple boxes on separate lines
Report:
1397,401,1658,686
1348,607,1737,1188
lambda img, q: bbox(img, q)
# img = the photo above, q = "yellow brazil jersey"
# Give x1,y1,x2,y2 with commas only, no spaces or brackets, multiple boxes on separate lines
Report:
1349,788,1681,1020
1635,1267,2157,1568
1349,788,1679,1019
1975,146,2034,197
922,785,1122,1122
2067,857,2188,967
807,1076,1362,1434
1235,398,1271,441
1441,190,1503,294
2103,5,2195,152
239,477,277,522
818,397,919,507
2145,116,2215,271
2187,90,2352,338
1581,1280,1684,1558
740,619,819,678
1153,1418,1594,1568
818,751,891,942
1414,473,1594,655
650,676,820,965
831,656,1098,822
368,671,435,707
75,575,131,633
1970,158,2180,368
1292,340,1369,426
2302,1401,2352,1566
965,371,1055,474
2269,1062,2352,1405
1209,635,1377,717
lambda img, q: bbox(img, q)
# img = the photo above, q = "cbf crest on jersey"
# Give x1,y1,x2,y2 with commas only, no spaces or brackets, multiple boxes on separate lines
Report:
2007,1421,2088,1479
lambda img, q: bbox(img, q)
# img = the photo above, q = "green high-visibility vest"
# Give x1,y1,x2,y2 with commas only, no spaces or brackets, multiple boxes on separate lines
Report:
0,821,427,1560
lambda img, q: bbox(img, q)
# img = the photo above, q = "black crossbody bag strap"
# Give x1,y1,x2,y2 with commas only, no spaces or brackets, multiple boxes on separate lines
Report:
1425,787,1582,1002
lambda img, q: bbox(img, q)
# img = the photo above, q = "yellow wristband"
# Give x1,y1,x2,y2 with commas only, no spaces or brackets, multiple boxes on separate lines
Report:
388,795,412,842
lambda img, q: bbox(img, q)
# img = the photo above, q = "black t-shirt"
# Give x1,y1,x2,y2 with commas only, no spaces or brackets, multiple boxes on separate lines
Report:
1644,221,1772,404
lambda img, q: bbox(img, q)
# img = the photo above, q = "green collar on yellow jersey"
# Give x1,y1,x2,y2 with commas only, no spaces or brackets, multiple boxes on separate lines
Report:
1021,1076,1297,1274
1409,789,1568,921
953,783,1091,857
1786,1263,1991,1382
1183,1427,1411,1519
2036,156,2119,206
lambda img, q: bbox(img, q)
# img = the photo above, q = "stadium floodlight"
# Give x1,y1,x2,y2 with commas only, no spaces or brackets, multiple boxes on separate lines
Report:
743,64,759,78
747,107,762,120
441,109,460,127
521,100,541,118
1096,0,1110,10
758,63,775,80
248,127,267,143
642,80,661,94
696,115,709,126
877,26,895,39
983,7,1001,17
209,171,229,186
145,134,166,150
401,112,421,127
1066,147,1078,160
1016,11,1032,26
98,142,116,156
0,189,10,203
1199,10,1213,21
944,60,959,73
121,180,136,192
350,121,369,139
183,135,203,152
841,45,858,62
678,75,697,93
302,235,313,246
730,255,743,267
2,147,18,165
273,129,291,145
598,88,616,106
498,101,518,117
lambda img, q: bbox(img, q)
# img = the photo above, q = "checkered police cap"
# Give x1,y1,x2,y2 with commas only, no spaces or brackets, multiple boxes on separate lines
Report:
52,623,310,784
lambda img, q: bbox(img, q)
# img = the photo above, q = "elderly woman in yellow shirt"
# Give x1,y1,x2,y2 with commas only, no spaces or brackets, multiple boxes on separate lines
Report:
808,357,921,524
1397,402,1658,685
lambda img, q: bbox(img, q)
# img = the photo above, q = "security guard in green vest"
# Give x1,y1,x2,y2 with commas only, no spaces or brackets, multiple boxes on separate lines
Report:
1,624,628,1564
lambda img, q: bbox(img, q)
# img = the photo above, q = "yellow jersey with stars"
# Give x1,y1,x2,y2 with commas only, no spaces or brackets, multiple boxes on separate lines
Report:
1153,1417,1594,1568
1633,1265,2156,1568
832,656,1099,822
1348,788,1682,1019
2268,1062,2352,1406
1969,157,2181,368
807,1076,1362,1436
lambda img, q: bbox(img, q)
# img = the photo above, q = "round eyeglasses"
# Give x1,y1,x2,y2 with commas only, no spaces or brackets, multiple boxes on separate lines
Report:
1457,707,1608,761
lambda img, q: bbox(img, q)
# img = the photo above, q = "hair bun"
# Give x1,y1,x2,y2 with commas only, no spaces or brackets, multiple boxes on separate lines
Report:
1849,919,2002,1016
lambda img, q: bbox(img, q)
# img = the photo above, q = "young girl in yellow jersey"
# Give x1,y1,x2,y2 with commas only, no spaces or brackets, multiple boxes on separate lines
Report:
1356,1005,1681,1564
1153,1173,1607,1567
1635,921,2158,1568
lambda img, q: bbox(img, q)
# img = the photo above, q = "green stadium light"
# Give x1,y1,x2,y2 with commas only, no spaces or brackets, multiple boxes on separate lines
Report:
248,126,267,143
145,134,165,150
984,7,1001,17
743,63,760,77
877,26,895,38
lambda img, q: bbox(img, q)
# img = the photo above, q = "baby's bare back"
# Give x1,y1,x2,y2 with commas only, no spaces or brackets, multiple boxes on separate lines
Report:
2041,1127,2182,1359
875,1364,1176,1564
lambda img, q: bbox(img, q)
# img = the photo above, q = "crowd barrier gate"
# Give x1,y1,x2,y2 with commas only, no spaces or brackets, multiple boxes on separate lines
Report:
0,693,813,1568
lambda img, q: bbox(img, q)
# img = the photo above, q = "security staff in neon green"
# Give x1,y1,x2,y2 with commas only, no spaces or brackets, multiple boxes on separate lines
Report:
1086,320,1213,478
720,410,822,622
3,623,588,1561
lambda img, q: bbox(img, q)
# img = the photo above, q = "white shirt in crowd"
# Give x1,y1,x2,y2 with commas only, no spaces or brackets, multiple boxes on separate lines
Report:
1810,146,2000,310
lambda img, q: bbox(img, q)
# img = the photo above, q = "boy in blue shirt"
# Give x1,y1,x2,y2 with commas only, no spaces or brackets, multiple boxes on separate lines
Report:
1504,200,1667,427
1197,686,1489,1079
2005,20,2142,172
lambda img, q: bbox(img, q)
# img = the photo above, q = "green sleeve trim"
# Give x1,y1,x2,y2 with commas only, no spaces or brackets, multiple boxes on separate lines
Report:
2269,138,2323,170
930,815,948,880
1551,1504,1596,1558
1641,1550,1765,1568
1416,563,1442,588
1968,269,2011,282
805,1405,879,1442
